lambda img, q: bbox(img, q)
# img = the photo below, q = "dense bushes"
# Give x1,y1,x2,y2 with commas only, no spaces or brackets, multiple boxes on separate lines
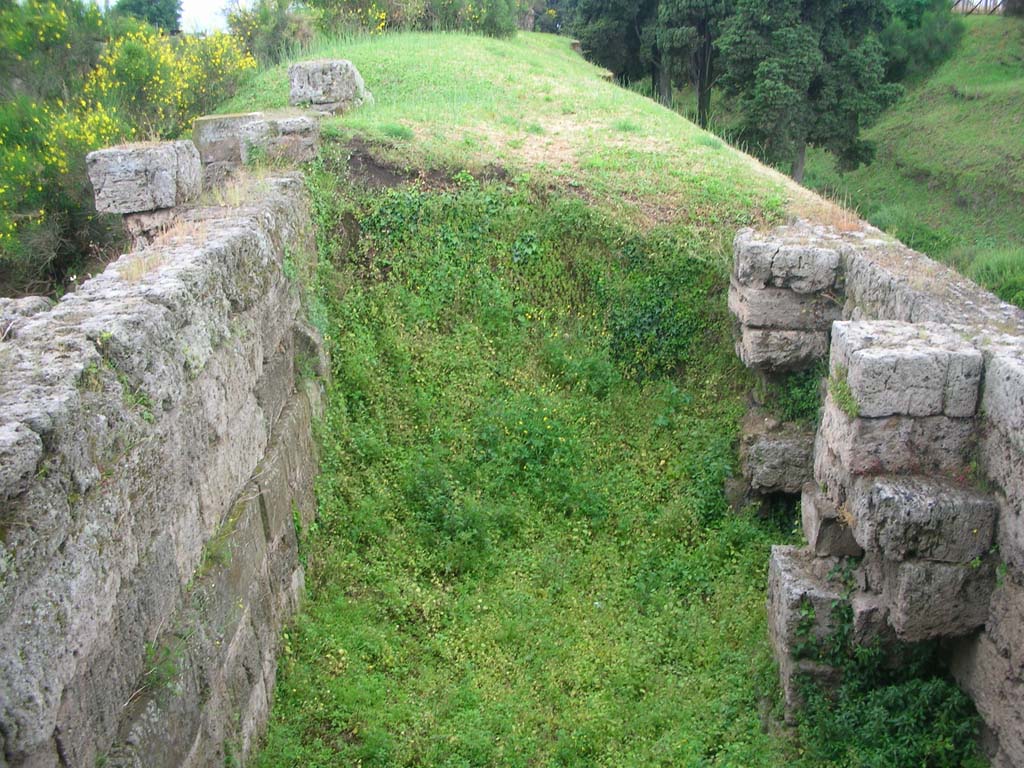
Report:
0,2,255,294
881,0,965,82
226,0,520,64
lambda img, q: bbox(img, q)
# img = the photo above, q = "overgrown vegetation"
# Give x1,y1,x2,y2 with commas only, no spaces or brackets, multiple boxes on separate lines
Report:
760,363,826,425
793,569,984,766
256,152,798,766
803,16,1024,308
0,1,255,295
217,30,986,765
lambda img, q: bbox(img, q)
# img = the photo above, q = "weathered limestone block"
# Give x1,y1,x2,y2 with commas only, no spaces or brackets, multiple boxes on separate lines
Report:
813,430,852,506
767,546,844,712
801,483,862,557
982,348,1024,455
193,112,320,167
733,228,842,294
981,428,1024,573
740,409,815,494
288,59,373,114
885,558,994,641
87,140,201,214
952,584,1024,768
843,239,1024,333
830,321,982,418
818,396,976,477
728,278,841,331
849,475,996,563
737,327,830,373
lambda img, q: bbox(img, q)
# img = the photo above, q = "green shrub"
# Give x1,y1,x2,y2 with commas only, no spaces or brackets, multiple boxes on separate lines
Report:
881,0,965,83
0,4,255,294
227,0,317,65
762,363,825,424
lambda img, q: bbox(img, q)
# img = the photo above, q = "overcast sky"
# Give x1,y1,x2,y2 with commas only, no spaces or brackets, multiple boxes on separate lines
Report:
181,0,231,32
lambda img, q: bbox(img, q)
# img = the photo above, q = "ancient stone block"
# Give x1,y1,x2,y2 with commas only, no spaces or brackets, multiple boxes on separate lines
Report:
288,59,373,114
953,630,1024,768
733,228,842,294
819,396,976,477
728,278,841,331
767,545,845,712
981,428,1024,573
849,475,996,563
801,483,863,557
885,558,994,641
0,296,52,340
87,141,201,214
193,113,320,167
740,410,815,494
982,349,1024,455
813,430,851,506
737,327,830,373
830,321,982,418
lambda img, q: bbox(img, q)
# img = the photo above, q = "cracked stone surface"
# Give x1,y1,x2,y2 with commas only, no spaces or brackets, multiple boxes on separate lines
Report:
86,141,201,214
288,59,373,114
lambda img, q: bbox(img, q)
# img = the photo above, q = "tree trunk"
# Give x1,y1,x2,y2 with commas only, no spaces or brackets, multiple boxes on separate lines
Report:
791,140,807,183
694,21,713,129
657,56,673,106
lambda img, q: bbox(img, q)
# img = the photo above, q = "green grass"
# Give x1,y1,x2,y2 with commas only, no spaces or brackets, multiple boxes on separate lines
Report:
218,31,831,236
803,17,1024,306
225,29,986,767
256,156,799,767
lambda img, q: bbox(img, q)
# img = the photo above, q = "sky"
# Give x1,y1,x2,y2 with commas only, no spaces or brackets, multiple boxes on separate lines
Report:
180,0,231,33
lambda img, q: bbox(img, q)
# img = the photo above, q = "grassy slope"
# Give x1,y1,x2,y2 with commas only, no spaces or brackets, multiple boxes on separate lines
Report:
220,31,840,235
804,16,1024,303
220,32,980,767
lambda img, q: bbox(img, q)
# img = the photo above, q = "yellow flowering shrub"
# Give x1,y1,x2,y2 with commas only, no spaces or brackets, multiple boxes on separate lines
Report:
176,33,257,118
84,29,181,137
1,4,256,290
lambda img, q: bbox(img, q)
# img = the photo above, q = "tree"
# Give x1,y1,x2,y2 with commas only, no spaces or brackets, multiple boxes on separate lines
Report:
656,0,731,127
115,0,182,34
718,0,900,181
568,0,662,88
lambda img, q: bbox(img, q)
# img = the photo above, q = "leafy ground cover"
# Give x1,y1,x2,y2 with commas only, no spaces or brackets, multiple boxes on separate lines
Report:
226,31,985,766
803,16,1024,307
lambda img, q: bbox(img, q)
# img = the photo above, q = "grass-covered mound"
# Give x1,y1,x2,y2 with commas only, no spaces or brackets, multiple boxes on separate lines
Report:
223,31,984,767
804,16,1024,307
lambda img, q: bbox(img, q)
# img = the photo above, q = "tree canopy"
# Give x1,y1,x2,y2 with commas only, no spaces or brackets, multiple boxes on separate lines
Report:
114,0,182,34
717,0,901,181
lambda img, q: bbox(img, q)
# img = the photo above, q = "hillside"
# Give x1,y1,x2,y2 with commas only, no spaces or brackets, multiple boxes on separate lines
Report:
214,32,982,767
804,16,1024,305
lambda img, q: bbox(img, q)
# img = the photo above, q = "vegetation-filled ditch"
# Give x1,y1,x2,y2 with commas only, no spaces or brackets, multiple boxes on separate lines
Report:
253,138,983,766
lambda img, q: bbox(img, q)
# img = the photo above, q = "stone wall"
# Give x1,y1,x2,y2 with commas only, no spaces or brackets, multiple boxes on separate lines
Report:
729,221,1024,765
0,58,374,768
0,170,325,766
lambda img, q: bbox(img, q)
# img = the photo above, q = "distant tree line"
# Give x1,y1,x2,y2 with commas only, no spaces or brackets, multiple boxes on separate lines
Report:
554,0,966,180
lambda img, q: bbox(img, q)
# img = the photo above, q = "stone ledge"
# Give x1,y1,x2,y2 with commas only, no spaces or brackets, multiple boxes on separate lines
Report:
801,483,862,557
849,475,996,564
831,321,982,418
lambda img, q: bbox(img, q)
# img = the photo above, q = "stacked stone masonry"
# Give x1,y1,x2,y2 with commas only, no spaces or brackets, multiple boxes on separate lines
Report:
0,169,324,765
730,220,1024,766
0,60,374,768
